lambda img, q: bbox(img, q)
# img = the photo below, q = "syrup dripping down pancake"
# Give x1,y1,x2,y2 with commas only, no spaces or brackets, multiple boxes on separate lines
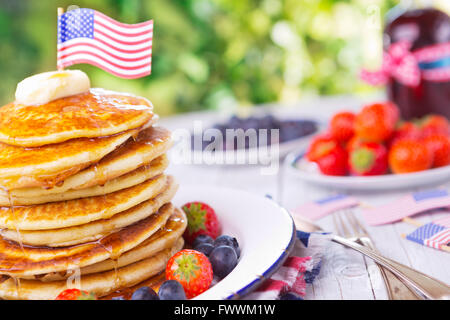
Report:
0,129,137,190
0,88,155,147
27,208,187,281
0,203,176,277
1,126,172,195
0,156,169,206
0,237,184,300
0,175,171,231
0,176,178,247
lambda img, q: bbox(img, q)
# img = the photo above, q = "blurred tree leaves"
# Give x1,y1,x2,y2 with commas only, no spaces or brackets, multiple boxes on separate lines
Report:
0,0,446,115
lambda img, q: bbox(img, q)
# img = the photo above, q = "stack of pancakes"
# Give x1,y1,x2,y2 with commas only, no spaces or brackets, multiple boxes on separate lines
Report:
0,88,186,300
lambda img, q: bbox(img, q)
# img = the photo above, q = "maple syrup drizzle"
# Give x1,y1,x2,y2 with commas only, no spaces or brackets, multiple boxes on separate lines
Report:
0,186,25,253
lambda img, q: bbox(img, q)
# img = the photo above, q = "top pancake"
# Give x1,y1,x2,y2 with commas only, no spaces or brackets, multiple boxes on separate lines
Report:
0,88,155,147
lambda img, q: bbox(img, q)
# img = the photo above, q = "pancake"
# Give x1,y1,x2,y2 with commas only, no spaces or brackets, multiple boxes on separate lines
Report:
0,156,169,206
30,208,187,281
0,176,178,247
2,126,172,197
0,238,184,300
0,88,155,147
0,174,170,231
0,129,136,190
0,203,176,277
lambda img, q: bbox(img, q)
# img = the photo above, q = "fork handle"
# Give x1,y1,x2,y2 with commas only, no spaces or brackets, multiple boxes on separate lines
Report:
332,235,450,300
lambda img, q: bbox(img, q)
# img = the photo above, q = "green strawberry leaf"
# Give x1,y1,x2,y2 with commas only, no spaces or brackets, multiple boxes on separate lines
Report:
183,203,207,235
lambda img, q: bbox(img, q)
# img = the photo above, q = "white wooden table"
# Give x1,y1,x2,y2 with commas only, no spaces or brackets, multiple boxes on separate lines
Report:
160,96,450,300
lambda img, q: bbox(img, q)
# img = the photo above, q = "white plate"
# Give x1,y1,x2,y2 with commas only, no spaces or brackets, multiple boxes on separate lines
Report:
172,185,296,300
285,150,450,191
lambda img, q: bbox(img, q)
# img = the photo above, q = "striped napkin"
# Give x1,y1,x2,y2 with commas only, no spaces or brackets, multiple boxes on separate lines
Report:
244,231,331,300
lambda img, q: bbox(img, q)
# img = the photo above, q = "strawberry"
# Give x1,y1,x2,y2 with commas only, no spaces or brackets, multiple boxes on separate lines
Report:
166,249,213,299
315,145,348,176
349,142,388,176
388,139,433,174
182,202,221,245
423,135,450,168
388,122,422,147
306,133,339,162
346,135,363,152
55,288,96,300
329,112,356,143
354,102,399,142
421,115,450,138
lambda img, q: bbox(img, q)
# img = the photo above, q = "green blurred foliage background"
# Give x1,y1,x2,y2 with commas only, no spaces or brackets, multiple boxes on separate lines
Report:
0,0,449,116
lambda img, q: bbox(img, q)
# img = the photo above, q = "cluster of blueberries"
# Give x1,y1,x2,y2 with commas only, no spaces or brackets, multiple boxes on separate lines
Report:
123,235,240,300
191,115,318,151
193,234,240,279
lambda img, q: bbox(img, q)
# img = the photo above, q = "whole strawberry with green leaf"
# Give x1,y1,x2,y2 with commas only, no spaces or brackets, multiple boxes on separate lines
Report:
182,202,221,244
166,249,213,299
349,142,388,176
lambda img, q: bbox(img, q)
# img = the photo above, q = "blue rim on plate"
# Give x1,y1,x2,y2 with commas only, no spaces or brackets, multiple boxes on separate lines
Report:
225,207,297,300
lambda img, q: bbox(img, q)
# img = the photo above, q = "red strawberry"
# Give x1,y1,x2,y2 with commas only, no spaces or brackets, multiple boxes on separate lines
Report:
388,139,433,174
349,142,388,176
306,133,339,162
315,145,348,176
355,102,399,142
182,202,221,244
329,112,356,143
55,289,96,300
423,135,450,168
389,122,422,147
346,135,363,152
421,115,450,138
166,249,213,299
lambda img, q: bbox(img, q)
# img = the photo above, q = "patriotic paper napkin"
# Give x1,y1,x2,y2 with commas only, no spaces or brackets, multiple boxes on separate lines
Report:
291,194,359,221
406,216,450,250
244,231,331,300
363,189,450,226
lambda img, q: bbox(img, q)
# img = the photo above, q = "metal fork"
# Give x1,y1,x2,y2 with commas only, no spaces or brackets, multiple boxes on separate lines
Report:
333,209,422,300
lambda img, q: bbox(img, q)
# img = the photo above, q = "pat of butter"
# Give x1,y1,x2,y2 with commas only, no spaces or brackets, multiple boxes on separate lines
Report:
15,70,90,105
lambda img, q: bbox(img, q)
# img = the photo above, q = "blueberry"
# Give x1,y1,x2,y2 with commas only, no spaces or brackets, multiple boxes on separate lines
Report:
209,245,238,279
214,235,240,258
194,242,214,256
158,280,186,300
131,286,159,300
111,296,126,300
279,292,303,300
193,234,214,248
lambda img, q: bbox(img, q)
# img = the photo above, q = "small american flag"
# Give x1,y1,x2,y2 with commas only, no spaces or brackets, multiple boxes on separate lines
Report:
291,195,359,221
57,8,153,79
406,216,450,250
363,189,450,226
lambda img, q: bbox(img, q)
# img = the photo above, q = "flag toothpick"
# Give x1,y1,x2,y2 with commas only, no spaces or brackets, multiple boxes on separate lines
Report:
402,217,450,253
57,7,65,71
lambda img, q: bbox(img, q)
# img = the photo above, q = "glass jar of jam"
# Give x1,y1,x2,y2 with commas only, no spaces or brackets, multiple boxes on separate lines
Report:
384,6,450,119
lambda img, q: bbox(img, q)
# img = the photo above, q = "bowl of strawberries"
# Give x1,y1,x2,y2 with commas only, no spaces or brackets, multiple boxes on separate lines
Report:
285,102,450,191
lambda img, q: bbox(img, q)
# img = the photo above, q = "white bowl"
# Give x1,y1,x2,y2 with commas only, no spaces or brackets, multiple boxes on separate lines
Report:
172,185,296,300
